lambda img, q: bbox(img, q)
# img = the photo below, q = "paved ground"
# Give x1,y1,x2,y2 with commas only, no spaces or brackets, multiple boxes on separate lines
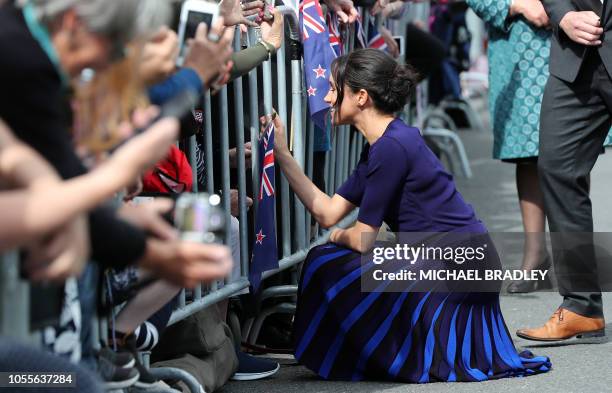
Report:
221,100,612,393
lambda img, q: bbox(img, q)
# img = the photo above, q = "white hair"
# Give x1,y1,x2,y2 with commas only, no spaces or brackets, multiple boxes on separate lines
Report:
20,0,171,43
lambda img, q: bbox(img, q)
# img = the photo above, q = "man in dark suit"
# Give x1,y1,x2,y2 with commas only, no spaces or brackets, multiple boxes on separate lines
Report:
517,0,609,341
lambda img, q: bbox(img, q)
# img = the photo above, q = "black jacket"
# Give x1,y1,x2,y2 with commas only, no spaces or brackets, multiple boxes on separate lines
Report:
0,3,146,268
543,0,612,82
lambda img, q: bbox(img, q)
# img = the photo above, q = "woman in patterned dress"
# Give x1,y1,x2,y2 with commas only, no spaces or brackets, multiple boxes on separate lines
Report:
467,0,612,293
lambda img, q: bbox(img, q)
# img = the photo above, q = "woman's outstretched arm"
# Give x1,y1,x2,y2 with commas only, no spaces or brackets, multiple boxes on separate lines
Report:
272,116,355,229
0,116,179,250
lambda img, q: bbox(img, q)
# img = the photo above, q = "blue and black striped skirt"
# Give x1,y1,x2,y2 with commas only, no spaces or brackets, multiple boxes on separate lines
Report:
293,242,552,382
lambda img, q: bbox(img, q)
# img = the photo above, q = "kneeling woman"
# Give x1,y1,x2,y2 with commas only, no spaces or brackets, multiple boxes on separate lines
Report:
272,49,550,382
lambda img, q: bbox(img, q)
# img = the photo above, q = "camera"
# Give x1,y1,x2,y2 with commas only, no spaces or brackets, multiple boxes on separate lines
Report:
174,192,226,244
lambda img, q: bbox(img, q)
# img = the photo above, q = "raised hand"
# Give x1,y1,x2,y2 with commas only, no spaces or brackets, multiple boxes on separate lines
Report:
324,0,359,24
139,238,233,288
260,111,289,155
139,26,179,85
183,18,235,87
261,9,284,50
220,0,265,27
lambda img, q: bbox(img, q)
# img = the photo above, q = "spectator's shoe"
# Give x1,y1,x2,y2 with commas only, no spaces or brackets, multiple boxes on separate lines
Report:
117,333,159,389
231,352,280,381
516,307,605,342
98,355,140,390
133,360,158,389
98,346,135,368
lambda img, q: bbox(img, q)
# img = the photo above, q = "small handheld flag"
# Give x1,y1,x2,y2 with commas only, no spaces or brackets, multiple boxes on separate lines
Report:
249,121,279,292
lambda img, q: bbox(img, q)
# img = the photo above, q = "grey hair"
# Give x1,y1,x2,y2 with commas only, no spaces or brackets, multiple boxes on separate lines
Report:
19,0,172,43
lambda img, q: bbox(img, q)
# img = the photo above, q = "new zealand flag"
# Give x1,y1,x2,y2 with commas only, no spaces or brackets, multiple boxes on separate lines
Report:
355,16,388,52
249,121,278,292
367,19,388,51
300,0,337,130
327,11,342,57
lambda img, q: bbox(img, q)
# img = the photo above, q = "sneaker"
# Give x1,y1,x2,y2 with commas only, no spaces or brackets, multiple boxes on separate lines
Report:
98,355,140,390
231,352,280,381
117,333,159,389
99,346,135,369
133,359,158,389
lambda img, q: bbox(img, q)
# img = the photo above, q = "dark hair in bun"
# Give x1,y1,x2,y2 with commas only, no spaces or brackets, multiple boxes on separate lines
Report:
331,48,419,115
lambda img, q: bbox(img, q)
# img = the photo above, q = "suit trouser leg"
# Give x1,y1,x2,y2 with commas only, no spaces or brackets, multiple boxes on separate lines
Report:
538,52,612,318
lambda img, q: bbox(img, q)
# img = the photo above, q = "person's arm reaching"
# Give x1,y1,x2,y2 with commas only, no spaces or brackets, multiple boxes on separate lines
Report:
0,115,179,248
229,9,284,81
332,137,409,253
271,115,355,229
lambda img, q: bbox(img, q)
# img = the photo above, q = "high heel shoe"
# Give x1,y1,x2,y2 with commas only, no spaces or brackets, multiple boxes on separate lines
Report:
506,257,553,294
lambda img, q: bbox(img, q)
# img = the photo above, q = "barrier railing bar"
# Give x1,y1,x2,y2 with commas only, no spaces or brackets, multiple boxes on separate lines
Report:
348,130,357,177
342,127,350,183
274,31,292,258
334,128,344,190
247,27,260,220
232,28,249,277
327,131,337,195
290,49,306,252
0,252,31,340
305,120,314,241
216,85,232,290
190,98,202,301
204,91,215,195
178,289,186,308
168,278,250,325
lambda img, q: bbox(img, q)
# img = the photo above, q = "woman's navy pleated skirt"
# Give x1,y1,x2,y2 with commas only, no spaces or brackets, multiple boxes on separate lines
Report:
293,242,552,383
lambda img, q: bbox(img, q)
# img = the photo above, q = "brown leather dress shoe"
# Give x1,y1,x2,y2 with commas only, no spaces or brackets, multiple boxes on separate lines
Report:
516,307,605,342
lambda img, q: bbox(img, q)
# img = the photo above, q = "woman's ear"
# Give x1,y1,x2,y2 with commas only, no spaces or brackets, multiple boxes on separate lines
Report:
357,89,369,108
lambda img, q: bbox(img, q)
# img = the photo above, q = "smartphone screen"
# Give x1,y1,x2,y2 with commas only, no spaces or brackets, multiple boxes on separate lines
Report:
179,10,214,61
393,36,405,57
186,11,213,40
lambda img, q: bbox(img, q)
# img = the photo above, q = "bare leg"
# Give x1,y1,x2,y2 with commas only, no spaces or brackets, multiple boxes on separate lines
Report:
114,281,181,334
516,162,549,270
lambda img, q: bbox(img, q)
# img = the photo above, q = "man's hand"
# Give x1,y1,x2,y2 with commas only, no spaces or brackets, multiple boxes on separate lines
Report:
371,0,404,18
510,0,550,28
183,18,235,87
139,239,233,288
380,26,399,58
119,199,178,241
559,11,603,45
220,0,264,27
230,189,253,217
139,27,180,85
260,9,284,50
229,142,252,168
324,0,358,24
24,216,89,282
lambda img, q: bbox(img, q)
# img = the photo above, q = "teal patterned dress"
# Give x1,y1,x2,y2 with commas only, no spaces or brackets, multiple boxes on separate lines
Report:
467,0,612,160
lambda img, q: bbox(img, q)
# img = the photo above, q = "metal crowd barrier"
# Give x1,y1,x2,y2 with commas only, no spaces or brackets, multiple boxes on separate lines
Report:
168,6,365,328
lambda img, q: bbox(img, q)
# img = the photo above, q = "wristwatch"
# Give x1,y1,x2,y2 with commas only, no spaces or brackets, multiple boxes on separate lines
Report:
259,40,275,61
